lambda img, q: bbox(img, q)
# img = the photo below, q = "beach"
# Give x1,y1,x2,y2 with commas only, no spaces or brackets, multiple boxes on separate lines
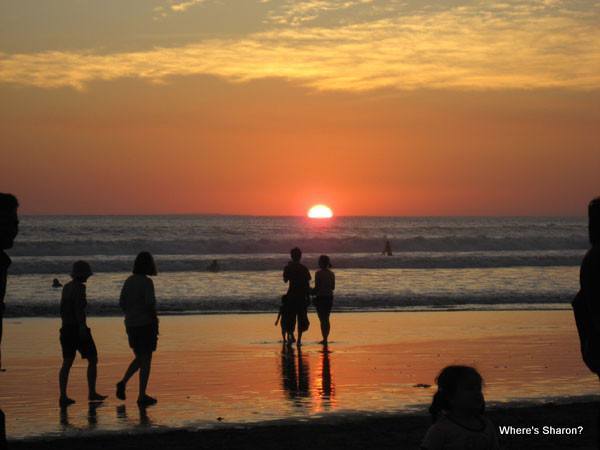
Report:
8,402,600,449
1,310,598,446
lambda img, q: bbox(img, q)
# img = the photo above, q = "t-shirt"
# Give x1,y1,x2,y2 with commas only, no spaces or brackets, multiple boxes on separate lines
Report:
0,250,10,315
60,280,87,327
283,261,311,298
314,269,335,297
421,415,500,450
119,274,157,328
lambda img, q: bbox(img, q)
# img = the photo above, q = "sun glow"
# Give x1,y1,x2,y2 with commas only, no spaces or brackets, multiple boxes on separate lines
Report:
308,204,333,219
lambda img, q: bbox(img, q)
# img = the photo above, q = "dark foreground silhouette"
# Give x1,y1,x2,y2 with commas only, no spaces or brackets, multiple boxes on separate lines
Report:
0,193,19,450
7,401,599,450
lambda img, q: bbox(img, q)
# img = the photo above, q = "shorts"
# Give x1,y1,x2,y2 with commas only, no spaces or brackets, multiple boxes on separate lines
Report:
126,321,159,355
60,325,98,360
314,295,333,322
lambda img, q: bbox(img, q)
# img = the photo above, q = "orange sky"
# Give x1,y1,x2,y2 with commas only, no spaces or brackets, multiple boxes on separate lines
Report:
1,1,599,216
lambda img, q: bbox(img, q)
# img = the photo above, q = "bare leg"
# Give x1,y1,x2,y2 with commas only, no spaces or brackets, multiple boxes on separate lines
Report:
87,357,106,401
320,318,330,343
137,352,153,401
59,357,76,405
121,358,140,385
116,357,140,400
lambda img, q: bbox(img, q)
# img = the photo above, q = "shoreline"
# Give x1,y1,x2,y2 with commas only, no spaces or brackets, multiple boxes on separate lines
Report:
8,400,600,449
2,304,573,319
2,310,596,441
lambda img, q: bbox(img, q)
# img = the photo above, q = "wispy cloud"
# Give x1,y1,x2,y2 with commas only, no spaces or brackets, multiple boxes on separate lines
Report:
153,0,207,19
170,0,206,12
1,1,599,92
266,0,375,26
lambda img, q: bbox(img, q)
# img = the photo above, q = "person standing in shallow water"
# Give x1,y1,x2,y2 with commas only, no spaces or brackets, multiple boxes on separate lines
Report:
0,193,19,450
116,252,160,406
59,261,107,407
312,255,335,345
283,247,311,347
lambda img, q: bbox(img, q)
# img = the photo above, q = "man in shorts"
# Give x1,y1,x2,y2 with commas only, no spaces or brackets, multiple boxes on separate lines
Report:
59,260,107,407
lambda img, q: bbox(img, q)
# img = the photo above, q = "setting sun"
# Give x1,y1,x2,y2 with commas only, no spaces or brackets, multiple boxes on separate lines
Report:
308,204,333,219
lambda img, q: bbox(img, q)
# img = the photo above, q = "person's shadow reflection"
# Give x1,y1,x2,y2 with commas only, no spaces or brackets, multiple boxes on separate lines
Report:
318,347,335,408
87,402,104,429
59,402,105,431
280,344,310,407
116,404,153,428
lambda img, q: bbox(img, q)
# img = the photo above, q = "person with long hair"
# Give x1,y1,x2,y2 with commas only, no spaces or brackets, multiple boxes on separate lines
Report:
116,252,160,406
312,255,335,345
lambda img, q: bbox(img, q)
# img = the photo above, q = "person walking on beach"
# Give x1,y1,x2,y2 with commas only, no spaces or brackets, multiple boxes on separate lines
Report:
0,194,18,372
572,197,600,446
421,365,500,450
0,193,19,450
116,252,159,406
59,261,107,407
312,255,335,345
283,247,311,347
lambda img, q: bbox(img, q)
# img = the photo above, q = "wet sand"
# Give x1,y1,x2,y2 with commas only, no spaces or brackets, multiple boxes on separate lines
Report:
8,401,600,449
1,310,598,445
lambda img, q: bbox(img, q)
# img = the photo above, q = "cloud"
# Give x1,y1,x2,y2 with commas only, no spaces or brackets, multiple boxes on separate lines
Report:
170,0,206,12
1,1,599,92
266,0,375,26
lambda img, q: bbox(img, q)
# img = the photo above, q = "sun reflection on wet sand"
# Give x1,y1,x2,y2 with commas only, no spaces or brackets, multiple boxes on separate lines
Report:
1,311,597,439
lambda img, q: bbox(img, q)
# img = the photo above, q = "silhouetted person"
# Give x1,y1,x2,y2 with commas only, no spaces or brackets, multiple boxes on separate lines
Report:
0,193,18,372
207,259,220,272
283,247,311,346
572,197,600,447
421,366,499,450
383,239,393,256
52,278,62,288
0,193,18,450
312,255,335,345
117,252,159,406
275,294,295,343
59,260,107,407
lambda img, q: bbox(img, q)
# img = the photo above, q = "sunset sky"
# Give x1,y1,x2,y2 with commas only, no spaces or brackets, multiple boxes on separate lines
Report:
1,0,599,216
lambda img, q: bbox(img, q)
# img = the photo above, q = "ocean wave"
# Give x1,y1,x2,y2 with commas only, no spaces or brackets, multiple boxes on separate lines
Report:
3,292,573,318
9,234,588,257
7,250,585,274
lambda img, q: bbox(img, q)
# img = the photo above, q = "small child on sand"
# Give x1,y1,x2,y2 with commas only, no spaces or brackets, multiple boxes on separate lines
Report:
59,261,107,407
421,365,499,450
275,295,295,344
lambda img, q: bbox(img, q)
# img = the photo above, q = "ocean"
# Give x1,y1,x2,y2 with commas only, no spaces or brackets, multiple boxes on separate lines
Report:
3,215,587,317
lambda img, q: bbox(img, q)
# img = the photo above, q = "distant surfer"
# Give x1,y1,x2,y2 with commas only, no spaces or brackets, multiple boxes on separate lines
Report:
383,239,393,256
207,260,220,272
52,278,62,288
